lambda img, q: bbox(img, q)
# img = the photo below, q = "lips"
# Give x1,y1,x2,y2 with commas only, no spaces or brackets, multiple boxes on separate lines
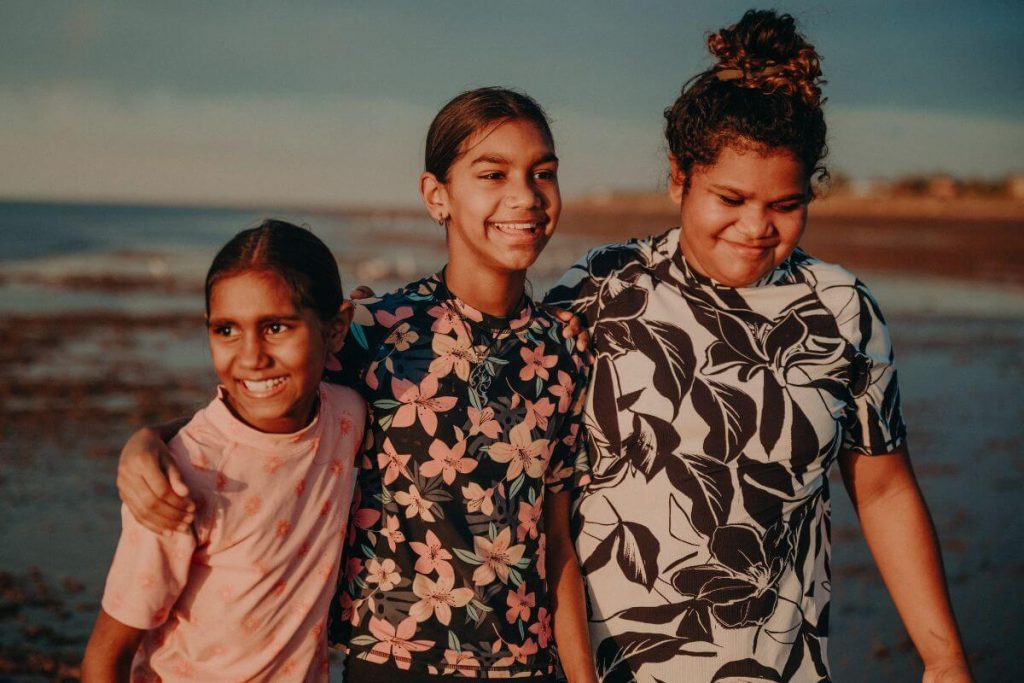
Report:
489,219,548,238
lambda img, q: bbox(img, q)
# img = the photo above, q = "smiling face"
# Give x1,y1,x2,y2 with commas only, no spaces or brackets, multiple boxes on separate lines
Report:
207,270,348,434
671,144,810,287
424,117,561,283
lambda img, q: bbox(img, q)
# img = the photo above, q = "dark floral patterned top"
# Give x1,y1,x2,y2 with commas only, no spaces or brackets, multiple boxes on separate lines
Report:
545,228,906,683
325,272,590,679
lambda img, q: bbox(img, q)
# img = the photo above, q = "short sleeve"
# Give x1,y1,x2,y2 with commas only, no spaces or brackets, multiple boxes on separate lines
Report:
544,354,591,495
841,280,907,455
100,504,195,630
543,242,644,331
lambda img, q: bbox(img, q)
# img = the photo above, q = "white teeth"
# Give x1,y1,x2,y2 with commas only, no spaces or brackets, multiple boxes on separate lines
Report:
242,377,287,393
493,222,539,231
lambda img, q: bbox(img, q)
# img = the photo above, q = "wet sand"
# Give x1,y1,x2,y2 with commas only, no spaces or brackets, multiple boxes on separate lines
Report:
1,200,1022,681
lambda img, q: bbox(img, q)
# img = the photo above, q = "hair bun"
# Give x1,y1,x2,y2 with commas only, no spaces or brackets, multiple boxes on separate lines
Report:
707,9,823,109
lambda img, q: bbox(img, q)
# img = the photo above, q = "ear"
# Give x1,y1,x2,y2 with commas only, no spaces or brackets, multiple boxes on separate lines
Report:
326,300,355,354
667,154,685,205
419,171,450,225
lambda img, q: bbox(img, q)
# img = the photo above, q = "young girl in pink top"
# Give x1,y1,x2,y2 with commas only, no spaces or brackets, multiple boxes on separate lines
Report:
82,220,366,682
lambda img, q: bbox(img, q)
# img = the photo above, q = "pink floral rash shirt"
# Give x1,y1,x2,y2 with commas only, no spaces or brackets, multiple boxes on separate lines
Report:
325,273,590,678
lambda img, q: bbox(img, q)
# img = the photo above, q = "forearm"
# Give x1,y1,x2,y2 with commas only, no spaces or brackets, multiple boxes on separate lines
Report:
545,491,597,683
82,610,144,683
854,473,967,669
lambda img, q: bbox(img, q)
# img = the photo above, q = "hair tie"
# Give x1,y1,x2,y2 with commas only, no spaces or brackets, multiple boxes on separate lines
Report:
716,64,783,82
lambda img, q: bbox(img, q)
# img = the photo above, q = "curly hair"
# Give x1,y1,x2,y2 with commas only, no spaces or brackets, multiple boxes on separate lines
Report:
664,9,828,191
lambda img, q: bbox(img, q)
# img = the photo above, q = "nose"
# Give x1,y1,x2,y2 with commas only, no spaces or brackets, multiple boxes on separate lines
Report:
736,206,775,240
239,333,271,369
504,174,542,210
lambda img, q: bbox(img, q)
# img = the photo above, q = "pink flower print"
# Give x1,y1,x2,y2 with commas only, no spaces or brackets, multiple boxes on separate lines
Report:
524,397,555,431
548,370,575,413
384,321,419,351
294,479,306,497
516,498,543,541
338,414,353,434
461,481,495,516
519,344,557,381
420,438,478,485
324,353,342,371
442,648,481,676
244,495,262,516
471,527,526,586
365,616,434,670
365,359,381,390
377,437,412,485
429,332,478,380
374,305,414,330
409,529,454,579
505,582,535,624
391,374,457,436
275,520,291,538
467,406,502,439
364,558,401,592
507,637,538,664
528,607,553,648
382,515,405,552
394,485,436,522
410,574,475,625
487,422,550,480
427,304,460,334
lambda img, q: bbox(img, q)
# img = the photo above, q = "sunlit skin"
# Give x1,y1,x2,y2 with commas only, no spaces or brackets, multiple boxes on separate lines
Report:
670,144,810,288
420,118,560,316
207,270,350,434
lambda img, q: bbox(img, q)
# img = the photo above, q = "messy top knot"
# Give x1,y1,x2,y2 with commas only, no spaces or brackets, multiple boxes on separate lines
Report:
665,9,828,190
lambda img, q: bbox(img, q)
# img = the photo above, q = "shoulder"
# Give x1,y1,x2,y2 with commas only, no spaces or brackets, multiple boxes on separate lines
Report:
787,249,892,347
320,382,367,420
545,228,675,311
526,305,589,378
168,399,231,476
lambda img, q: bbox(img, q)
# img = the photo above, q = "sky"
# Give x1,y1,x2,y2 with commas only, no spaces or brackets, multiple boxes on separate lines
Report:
2,0,1022,207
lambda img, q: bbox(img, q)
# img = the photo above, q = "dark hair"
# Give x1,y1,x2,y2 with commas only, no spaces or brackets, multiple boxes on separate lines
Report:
665,9,828,191
425,87,554,183
205,219,343,323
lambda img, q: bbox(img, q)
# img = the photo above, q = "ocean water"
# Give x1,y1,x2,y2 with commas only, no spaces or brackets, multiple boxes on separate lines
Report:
1,200,1021,681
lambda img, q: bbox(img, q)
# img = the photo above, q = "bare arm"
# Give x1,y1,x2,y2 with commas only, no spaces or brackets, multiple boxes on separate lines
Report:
116,417,193,535
544,490,598,683
839,444,972,683
81,609,145,683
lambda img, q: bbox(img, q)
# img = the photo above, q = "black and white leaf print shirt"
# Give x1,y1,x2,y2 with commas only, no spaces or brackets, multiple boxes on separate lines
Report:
545,228,906,683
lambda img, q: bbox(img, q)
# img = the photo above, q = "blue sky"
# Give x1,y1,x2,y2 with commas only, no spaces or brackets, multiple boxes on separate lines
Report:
2,0,1022,206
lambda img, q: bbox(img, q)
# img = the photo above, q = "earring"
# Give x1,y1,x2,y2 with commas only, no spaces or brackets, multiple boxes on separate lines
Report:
437,215,449,228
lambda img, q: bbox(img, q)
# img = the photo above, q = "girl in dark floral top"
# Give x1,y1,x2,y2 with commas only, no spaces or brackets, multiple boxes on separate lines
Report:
320,88,593,681
115,88,596,683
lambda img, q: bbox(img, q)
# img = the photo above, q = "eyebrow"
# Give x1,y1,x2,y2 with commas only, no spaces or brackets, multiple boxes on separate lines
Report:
207,314,303,327
469,152,559,166
710,183,808,202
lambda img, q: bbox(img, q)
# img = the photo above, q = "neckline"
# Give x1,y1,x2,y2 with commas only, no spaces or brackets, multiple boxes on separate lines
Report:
207,385,325,454
431,269,534,332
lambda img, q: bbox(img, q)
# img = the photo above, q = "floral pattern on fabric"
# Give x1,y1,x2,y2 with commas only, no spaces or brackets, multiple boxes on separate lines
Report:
545,228,906,683
325,273,590,678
